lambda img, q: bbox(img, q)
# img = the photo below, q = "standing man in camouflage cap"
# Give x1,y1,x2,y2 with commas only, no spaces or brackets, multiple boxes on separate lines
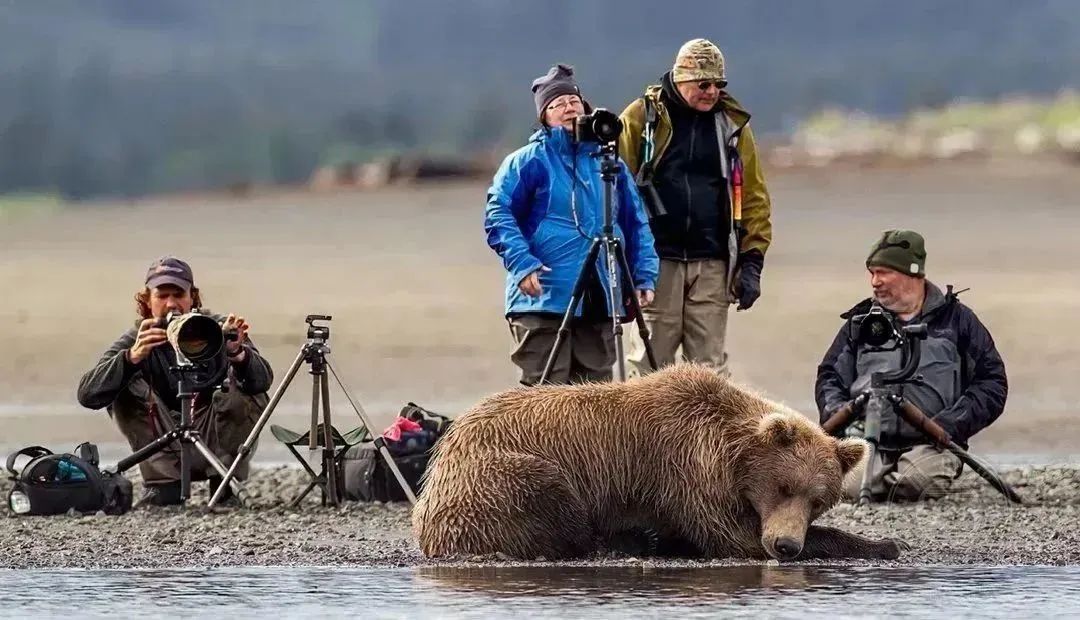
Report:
816,230,1008,501
77,256,274,505
618,38,773,378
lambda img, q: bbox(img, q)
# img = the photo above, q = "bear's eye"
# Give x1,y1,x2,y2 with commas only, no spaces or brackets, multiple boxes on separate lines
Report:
778,484,794,498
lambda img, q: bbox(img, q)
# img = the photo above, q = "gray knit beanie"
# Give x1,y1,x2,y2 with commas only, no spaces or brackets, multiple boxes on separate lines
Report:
531,63,582,119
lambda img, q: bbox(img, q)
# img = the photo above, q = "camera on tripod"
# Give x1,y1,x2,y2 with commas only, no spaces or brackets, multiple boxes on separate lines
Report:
851,304,928,352
573,108,622,146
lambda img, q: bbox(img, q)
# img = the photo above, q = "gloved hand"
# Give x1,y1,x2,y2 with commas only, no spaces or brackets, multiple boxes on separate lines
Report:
734,250,764,310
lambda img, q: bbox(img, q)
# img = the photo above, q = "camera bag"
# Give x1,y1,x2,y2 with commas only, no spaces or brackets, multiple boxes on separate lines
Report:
5,443,133,516
340,402,453,502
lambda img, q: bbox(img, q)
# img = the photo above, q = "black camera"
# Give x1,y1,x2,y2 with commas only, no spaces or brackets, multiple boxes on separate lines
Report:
852,304,900,349
573,108,622,145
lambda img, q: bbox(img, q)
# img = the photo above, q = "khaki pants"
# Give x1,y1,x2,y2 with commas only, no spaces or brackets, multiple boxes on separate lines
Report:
627,259,730,377
109,376,267,486
843,444,962,501
508,314,615,386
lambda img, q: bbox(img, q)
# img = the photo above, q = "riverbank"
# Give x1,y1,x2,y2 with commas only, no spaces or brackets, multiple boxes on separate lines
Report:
3,464,1077,569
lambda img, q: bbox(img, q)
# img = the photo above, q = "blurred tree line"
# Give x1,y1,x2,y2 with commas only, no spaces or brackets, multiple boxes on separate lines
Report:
0,0,1077,200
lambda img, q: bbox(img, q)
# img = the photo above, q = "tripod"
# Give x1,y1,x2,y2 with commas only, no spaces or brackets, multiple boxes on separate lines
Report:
208,315,418,509
113,363,249,506
539,142,658,384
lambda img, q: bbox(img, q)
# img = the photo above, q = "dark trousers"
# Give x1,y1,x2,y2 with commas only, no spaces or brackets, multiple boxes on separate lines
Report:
508,314,615,386
108,376,266,486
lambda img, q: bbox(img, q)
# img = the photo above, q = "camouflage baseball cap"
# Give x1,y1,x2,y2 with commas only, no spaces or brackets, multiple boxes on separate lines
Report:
866,230,927,278
672,38,727,85
145,255,194,291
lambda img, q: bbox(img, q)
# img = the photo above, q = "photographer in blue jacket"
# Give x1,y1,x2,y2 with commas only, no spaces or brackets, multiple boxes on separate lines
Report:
485,64,659,386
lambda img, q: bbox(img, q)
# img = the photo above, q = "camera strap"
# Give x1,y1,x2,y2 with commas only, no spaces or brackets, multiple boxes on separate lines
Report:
637,96,659,184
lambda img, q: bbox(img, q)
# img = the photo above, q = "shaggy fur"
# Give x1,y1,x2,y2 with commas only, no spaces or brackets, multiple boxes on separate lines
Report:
412,363,899,561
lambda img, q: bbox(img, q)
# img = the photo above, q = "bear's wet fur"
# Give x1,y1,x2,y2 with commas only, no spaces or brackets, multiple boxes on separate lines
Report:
412,363,905,561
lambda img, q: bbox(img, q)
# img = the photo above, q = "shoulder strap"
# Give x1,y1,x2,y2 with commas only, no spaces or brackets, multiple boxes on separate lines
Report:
6,446,53,477
637,96,658,183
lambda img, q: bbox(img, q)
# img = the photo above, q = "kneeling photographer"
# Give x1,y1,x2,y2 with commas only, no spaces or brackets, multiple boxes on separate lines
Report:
816,230,1008,501
77,256,273,505
484,63,659,386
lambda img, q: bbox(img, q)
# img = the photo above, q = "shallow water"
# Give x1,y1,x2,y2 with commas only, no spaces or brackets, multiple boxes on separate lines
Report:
1,565,1078,619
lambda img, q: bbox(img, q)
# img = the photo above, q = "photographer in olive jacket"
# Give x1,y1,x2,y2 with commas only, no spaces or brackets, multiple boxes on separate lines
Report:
816,230,1008,501
77,256,273,505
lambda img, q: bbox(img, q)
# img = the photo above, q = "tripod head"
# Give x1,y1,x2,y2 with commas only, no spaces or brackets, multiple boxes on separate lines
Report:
306,314,331,344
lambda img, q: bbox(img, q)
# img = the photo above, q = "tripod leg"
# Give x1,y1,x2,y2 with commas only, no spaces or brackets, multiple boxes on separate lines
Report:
603,240,627,381
319,370,339,506
189,436,251,504
209,347,307,508
309,370,321,452
113,430,184,475
615,241,658,372
539,237,602,385
325,359,418,504
179,397,193,502
858,441,878,506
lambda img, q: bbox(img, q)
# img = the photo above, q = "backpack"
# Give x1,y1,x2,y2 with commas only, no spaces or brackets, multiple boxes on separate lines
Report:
5,443,133,516
340,402,453,502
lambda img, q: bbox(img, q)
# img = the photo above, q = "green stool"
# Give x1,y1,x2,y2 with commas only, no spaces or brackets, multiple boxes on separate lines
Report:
270,423,369,507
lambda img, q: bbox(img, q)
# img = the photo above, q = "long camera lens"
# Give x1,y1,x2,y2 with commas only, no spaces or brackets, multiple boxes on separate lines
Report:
166,313,225,363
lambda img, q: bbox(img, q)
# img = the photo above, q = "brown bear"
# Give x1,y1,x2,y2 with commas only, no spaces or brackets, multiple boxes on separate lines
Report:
412,363,906,561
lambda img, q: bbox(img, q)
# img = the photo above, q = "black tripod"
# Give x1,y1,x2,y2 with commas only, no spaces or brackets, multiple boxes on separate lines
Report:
539,142,658,384
208,315,418,509
112,363,248,506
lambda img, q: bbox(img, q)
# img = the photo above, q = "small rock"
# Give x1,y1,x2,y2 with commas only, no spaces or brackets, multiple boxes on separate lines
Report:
206,546,223,556
765,559,780,566
494,551,510,561
243,549,255,556
95,510,107,517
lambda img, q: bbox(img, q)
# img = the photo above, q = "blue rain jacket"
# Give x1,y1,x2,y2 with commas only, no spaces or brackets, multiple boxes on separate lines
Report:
485,127,659,318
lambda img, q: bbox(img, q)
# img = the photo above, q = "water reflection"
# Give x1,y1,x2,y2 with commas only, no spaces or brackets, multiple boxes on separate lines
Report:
1,565,1079,619
416,564,836,600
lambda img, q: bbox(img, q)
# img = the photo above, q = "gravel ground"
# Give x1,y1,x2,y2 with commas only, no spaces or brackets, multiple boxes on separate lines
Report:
2,465,1077,569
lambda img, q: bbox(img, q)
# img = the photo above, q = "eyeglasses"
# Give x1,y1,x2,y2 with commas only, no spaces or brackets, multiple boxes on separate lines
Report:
547,96,583,112
696,80,726,91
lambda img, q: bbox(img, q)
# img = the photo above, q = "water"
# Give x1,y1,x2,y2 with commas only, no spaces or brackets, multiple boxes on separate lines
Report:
1,565,1078,619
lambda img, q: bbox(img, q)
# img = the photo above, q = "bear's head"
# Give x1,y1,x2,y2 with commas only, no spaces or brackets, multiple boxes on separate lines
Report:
740,410,866,560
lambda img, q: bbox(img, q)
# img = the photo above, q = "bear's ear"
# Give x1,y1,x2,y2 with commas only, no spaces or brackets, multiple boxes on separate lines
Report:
757,412,800,447
836,437,867,475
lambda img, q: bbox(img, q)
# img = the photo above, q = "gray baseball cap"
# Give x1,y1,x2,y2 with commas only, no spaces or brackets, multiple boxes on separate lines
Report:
145,256,194,291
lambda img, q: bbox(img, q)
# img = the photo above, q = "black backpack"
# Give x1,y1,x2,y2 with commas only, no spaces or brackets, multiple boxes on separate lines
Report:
5,443,133,516
340,402,453,502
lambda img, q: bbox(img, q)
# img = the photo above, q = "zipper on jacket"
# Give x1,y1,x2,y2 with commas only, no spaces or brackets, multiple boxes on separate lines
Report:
684,115,696,261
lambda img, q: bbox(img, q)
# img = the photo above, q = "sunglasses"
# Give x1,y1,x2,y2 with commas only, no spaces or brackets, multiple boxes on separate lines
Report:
696,80,726,91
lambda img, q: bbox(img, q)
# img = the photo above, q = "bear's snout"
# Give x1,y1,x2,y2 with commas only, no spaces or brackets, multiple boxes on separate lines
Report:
773,537,803,560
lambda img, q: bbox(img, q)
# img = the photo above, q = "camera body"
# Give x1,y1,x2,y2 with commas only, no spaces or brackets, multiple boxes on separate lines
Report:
851,304,901,350
572,108,622,145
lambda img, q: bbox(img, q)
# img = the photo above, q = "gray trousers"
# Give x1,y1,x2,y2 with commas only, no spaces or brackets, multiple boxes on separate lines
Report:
109,376,267,486
626,258,730,377
508,314,615,386
843,444,963,501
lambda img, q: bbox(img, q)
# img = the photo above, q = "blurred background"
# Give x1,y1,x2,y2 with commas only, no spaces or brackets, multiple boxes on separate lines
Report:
0,1,1077,464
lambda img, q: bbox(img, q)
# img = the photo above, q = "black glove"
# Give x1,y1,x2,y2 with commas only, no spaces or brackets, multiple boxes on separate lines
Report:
735,250,764,310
